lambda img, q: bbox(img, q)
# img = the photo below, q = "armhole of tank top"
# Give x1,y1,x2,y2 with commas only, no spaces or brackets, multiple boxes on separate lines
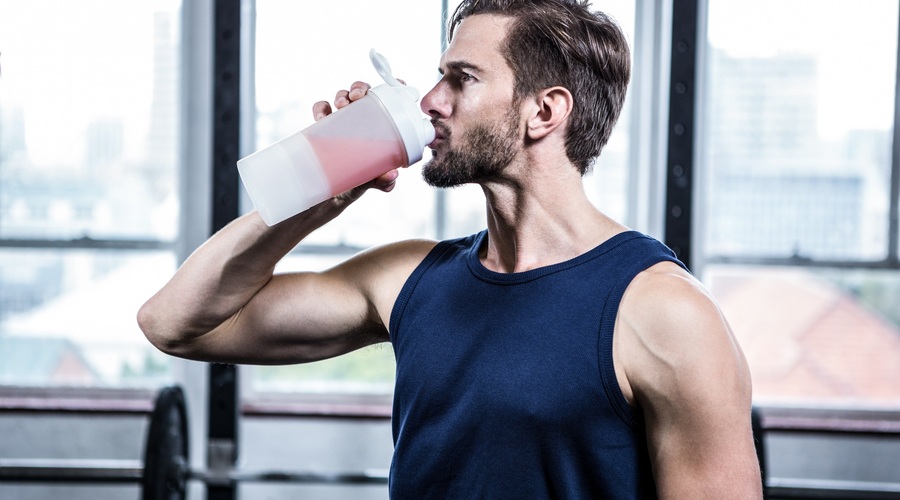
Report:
598,282,636,427
388,238,459,343
598,255,683,428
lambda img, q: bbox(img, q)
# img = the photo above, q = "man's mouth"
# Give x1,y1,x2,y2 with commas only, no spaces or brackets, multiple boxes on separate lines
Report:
429,121,449,147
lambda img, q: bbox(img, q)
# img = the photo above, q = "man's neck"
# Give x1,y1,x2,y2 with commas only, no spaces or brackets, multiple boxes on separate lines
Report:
478,161,627,274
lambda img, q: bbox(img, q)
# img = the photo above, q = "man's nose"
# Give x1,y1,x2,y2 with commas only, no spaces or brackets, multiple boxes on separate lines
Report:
420,82,449,119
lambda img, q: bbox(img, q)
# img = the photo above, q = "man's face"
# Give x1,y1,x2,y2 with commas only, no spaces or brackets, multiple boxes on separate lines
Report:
422,104,520,188
419,15,523,188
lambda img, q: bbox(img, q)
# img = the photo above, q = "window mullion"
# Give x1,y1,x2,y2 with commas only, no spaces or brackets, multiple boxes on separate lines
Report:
0,239,174,251
664,0,700,270
433,0,451,240
890,0,900,264
705,255,900,271
208,1,243,499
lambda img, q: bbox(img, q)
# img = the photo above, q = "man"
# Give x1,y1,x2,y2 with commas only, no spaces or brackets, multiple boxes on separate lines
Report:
139,0,762,497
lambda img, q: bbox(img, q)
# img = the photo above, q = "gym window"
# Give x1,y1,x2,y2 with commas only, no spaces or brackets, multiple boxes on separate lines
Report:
1,0,898,415
696,0,900,408
0,0,183,389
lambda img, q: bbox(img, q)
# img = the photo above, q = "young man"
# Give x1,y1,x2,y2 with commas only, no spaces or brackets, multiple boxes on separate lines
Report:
139,0,762,497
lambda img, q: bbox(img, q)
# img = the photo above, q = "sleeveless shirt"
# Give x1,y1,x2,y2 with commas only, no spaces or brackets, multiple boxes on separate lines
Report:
388,230,686,499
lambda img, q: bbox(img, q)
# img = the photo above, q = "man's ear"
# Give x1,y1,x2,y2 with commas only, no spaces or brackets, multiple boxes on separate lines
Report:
526,86,573,141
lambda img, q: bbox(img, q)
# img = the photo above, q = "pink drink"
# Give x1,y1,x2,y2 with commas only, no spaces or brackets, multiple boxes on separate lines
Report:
303,95,408,195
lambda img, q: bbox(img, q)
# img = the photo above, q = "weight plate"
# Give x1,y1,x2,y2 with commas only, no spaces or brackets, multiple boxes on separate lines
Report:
142,385,189,500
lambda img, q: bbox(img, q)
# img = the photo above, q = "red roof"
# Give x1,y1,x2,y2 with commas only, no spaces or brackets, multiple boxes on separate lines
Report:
709,268,900,407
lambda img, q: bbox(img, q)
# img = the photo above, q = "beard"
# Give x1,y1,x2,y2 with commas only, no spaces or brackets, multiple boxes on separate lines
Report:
421,109,520,188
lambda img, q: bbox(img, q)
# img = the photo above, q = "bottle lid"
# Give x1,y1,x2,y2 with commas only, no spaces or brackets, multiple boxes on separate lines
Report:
367,50,435,165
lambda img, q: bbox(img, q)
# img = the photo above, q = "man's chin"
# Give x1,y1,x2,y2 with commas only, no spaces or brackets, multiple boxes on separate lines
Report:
421,161,463,189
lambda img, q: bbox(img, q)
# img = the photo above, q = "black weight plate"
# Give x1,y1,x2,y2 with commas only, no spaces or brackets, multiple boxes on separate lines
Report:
142,385,189,500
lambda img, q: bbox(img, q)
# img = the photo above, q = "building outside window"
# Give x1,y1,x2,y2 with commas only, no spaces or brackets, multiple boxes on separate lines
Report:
0,0,183,388
699,0,900,409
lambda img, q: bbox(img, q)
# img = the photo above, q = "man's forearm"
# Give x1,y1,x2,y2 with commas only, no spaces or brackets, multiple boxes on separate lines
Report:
137,199,349,350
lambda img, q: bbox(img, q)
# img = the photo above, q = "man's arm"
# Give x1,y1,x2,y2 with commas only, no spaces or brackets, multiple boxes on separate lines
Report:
616,262,763,499
138,202,433,365
138,81,435,365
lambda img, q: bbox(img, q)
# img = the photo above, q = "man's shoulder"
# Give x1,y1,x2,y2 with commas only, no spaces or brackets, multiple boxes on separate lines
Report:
620,262,722,345
325,239,439,331
347,238,440,277
617,260,746,395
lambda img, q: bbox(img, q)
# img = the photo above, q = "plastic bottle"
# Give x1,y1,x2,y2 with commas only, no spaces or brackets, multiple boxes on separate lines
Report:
237,50,436,226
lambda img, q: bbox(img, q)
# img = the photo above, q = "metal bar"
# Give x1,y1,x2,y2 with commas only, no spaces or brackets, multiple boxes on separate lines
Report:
0,238,173,251
0,459,143,484
209,0,243,498
889,2,900,264
434,0,450,240
0,459,388,486
752,408,768,499
704,255,900,270
211,0,242,234
11,459,900,498
289,242,369,256
761,416,900,437
664,0,700,270
768,478,900,499
208,364,239,500
0,398,153,414
192,468,389,486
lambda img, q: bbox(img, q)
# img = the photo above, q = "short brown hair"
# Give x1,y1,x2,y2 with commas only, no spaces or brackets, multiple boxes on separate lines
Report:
448,0,631,175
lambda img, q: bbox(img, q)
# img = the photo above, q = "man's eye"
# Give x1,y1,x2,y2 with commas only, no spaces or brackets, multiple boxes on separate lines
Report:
460,73,475,83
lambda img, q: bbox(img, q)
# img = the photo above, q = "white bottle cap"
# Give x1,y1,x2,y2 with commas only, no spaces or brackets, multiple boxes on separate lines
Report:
368,50,435,164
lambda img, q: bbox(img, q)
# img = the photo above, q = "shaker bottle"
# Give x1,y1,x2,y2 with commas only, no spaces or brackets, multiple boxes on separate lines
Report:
237,50,436,226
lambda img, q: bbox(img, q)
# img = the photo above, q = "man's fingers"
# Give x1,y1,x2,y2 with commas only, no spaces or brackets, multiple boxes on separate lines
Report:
334,89,351,109
373,169,399,192
348,81,371,101
312,101,332,121
328,82,373,112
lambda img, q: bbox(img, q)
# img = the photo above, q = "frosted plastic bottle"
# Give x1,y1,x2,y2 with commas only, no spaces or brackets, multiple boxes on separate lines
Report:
237,50,436,226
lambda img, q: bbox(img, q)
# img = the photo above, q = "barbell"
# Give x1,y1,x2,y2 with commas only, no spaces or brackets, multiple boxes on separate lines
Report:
0,385,388,499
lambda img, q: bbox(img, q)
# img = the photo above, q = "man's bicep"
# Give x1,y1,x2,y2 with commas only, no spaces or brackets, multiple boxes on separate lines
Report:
192,268,382,365
218,238,437,365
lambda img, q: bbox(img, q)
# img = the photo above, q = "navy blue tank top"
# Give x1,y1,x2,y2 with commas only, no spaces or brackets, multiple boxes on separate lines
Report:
388,230,685,499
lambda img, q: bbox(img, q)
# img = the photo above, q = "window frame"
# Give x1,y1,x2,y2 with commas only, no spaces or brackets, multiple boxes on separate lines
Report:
0,0,900,413
1,5,899,497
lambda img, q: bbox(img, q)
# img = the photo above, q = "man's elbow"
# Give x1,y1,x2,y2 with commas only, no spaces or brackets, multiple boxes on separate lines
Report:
137,298,189,357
